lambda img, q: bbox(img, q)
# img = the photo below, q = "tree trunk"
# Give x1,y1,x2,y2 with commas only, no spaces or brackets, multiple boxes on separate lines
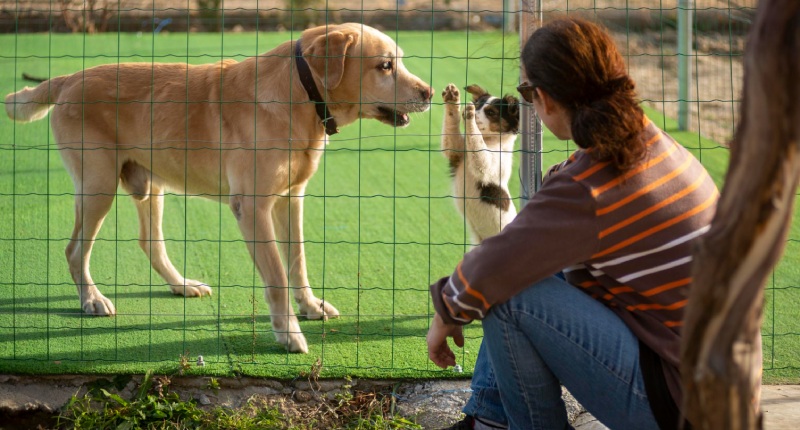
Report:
681,1,800,429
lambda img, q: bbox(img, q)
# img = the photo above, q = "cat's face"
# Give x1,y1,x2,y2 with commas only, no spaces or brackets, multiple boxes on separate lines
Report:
465,84,520,136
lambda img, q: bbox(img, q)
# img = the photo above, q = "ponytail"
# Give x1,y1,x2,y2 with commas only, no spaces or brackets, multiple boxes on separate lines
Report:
571,75,645,171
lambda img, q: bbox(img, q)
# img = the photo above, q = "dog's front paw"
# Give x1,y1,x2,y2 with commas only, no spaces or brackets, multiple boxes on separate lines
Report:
442,83,460,104
463,102,476,120
81,292,116,316
274,318,309,353
170,279,212,297
298,297,340,321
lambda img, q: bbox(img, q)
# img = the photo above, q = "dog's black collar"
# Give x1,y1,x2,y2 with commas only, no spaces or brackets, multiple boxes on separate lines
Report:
294,41,339,136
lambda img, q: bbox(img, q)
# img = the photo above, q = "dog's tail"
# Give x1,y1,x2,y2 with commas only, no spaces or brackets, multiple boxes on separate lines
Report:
5,75,68,122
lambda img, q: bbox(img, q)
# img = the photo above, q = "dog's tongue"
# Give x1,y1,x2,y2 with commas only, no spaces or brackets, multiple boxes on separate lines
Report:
397,112,409,125
378,106,410,126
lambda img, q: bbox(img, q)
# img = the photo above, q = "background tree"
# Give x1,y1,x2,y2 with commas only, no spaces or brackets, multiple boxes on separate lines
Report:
282,0,326,30
197,0,222,32
59,0,120,33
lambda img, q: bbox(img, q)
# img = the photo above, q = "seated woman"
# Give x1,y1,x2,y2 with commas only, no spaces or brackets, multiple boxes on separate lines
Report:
427,17,736,430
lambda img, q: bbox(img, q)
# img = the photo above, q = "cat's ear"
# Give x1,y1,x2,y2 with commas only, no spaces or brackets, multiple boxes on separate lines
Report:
465,84,488,101
504,94,520,118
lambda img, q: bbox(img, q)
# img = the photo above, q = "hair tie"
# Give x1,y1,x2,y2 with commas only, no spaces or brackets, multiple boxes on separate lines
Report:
605,76,632,94
576,76,632,108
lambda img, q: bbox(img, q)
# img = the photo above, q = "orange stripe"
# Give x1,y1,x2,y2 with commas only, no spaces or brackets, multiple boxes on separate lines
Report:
626,299,687,312
610,286,634,294
598,173,706,239
593,192,717,258
572,161,610,181
590,135,671,197
596,191,716,257
443,297,473,322
571,119,653,184
596,155,693,216
579,280,600,289
456,262,490,309
664,320,683,328
443,297,458,316
602,286,634,301
642,278,691,297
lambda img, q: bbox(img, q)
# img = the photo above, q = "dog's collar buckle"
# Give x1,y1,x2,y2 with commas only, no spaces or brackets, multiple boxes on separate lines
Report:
295,41,339,136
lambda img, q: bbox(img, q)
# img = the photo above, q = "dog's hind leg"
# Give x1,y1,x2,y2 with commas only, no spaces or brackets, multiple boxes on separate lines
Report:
122,162,212,297
61,151,118,316
273,187,339,321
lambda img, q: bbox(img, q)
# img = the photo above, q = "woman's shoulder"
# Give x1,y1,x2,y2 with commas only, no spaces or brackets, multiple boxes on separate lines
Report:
539,151,605,205
543,149,594,181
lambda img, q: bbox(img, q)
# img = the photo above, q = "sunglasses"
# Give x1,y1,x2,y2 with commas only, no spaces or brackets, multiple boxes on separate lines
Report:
516,82,535,104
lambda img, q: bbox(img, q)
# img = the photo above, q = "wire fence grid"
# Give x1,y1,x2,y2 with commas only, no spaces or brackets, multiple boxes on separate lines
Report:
1,0,797,382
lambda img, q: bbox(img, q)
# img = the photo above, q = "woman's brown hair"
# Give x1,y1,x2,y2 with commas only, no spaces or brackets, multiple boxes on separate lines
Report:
522,18,646,171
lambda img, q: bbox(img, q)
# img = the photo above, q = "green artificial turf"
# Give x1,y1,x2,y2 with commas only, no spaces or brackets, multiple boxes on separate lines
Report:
0,31,798,383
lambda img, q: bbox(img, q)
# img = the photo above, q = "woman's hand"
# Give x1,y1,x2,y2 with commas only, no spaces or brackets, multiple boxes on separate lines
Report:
427,313,465,369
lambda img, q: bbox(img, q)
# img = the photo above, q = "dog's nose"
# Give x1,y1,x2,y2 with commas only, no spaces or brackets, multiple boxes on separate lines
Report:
421,86,433,102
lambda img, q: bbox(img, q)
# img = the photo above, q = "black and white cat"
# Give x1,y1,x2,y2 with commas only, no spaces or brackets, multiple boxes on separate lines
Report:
441,83,520,244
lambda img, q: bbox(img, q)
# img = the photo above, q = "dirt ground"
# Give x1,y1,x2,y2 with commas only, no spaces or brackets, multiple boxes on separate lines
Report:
622,30,745,145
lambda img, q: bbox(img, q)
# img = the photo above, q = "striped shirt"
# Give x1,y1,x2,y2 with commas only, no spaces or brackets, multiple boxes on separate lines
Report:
430,119,718,411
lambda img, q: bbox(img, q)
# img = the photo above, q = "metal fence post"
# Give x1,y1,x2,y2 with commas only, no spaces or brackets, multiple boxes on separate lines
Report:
519,0,543,205
678,0,693,131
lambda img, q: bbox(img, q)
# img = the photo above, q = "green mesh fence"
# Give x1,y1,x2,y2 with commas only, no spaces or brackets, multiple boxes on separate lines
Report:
0,0,795,383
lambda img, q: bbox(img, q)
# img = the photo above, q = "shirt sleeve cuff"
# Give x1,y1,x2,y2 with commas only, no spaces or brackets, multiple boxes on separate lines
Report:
429,275,466,326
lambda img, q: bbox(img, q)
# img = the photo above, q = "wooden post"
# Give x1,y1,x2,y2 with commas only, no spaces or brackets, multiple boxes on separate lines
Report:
681,1,800,429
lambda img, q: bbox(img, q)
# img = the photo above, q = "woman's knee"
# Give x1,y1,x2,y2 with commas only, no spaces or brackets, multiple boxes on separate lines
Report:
487,275,574,320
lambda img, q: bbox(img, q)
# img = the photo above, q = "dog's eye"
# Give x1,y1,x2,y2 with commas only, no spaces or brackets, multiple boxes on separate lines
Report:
378,61,393,71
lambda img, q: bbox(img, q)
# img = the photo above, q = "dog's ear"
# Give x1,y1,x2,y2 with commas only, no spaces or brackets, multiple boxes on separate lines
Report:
303,30,359,90
465,84,488,101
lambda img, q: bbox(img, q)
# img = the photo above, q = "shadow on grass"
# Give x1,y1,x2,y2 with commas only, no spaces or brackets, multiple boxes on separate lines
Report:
0,313,430,342
0,311,435,373
0,290,178,310
0,312,449,377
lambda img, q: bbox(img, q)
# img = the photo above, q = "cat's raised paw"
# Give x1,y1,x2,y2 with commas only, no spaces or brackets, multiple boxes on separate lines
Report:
463,102,476,120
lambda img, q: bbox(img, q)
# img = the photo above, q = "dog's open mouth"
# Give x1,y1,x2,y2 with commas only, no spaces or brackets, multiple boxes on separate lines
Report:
376,106,411,127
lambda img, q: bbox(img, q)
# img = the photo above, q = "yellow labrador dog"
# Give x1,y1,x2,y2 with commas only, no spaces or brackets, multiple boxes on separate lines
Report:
5,23,432,353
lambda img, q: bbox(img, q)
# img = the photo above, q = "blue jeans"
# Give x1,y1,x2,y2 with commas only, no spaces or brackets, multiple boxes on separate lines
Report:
464,276,660,430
